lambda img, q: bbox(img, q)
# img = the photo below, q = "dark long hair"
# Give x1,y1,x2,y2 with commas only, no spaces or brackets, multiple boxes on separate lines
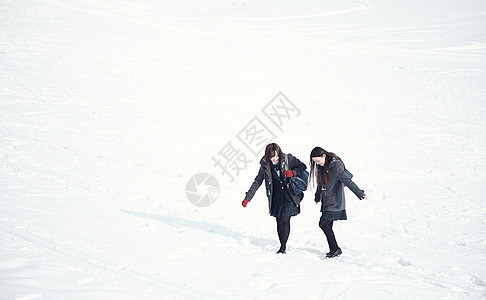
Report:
309,146,346,188
264,143,283,167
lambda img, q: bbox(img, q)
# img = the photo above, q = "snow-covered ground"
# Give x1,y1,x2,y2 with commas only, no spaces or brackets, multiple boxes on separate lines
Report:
1,0,486,299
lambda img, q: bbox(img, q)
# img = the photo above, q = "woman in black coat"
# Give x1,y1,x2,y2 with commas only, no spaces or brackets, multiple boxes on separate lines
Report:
243,143,307,254
310,146,367,258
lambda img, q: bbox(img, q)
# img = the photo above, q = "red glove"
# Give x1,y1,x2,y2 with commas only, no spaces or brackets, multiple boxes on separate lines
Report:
242,199,249,207
284,170,294,178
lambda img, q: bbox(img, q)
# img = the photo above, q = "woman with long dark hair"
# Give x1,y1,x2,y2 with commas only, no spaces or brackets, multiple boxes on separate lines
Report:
243,143,307,254
309,146,367,258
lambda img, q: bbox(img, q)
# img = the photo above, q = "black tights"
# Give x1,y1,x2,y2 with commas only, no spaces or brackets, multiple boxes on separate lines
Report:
319,219,339,252
276,217,291,252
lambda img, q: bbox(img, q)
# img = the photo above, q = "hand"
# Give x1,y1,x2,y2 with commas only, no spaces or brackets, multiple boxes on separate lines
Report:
361,195,368,200
284,170,294,178
242,199,249,207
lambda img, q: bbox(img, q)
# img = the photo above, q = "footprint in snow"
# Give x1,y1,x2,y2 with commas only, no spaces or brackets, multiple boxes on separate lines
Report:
472,275,486,287
397,257,412,267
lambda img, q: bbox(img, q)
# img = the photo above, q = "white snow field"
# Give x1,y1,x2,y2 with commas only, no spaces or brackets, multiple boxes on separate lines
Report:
1,0,486,299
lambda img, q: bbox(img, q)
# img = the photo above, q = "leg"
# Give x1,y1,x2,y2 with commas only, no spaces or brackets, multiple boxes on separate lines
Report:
319,219,339,252
276,216,291,253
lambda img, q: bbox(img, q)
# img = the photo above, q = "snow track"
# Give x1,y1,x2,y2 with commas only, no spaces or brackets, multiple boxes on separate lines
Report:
0,222,218,299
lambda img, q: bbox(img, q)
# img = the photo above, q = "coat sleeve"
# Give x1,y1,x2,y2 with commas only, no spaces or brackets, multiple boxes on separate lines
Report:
335,161,366,199
287,153,307,177
245,165,265,201
314,185,322,202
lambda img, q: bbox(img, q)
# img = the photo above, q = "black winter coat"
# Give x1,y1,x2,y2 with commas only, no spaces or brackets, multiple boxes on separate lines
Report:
314,158,365,212
245,153,307,212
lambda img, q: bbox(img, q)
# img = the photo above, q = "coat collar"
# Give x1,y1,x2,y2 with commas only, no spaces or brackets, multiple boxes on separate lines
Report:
329,157,340,169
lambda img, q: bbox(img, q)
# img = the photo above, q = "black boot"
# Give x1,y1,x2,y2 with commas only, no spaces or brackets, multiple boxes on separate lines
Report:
326,248,342,258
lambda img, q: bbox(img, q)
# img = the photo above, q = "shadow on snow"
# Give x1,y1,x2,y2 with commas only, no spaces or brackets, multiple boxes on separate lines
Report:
120,209,276,251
